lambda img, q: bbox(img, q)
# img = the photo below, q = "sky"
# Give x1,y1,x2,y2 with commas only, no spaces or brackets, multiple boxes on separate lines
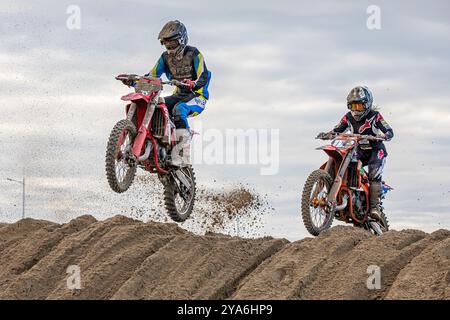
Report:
1,0,449,240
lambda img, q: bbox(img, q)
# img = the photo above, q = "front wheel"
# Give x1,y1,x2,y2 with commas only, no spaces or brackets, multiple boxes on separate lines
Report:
105,119,137,193
368,208,389,236
164,166,196,222
301,169,334,236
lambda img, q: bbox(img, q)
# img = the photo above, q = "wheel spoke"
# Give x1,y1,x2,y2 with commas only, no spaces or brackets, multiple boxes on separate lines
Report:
114,130,135,184
171,168,195,215
309,177,330,229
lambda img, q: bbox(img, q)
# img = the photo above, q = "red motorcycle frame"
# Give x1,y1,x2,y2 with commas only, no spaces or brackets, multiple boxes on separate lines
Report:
105,74,196,222
119,75,175,173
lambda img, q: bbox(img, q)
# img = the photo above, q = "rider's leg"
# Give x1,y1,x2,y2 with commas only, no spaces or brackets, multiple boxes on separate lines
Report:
172,97,206,129
170,97,206,167
163,95,180,117
368,148,388,220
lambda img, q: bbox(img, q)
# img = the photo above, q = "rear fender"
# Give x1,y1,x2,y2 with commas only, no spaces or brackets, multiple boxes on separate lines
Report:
382,182,394,194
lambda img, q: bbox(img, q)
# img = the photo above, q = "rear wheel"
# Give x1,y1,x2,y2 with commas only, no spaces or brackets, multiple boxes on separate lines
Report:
105,119,137,193
378,208,389,232
301,169,334,236
164,166,196,222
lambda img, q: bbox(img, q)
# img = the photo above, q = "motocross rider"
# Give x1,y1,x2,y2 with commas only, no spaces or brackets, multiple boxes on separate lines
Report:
321,86,394,221
150,20,211,167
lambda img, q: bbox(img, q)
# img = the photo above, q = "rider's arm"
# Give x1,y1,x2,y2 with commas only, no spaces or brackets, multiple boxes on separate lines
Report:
148,55,170,79
192,50,210,92
332,114,350,133
375,113,394,140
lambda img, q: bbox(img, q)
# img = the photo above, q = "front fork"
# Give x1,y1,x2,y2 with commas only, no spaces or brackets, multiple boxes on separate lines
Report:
327,149,355,206
127,94,169,174
327,148,368,224
126,102,137,122
117,102,138,150
129,94,160,160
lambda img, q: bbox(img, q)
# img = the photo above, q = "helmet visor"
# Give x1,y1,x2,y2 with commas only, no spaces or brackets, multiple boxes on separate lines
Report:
349,102,366,111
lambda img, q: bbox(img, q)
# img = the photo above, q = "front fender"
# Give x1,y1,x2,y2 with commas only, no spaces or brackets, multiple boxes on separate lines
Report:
121,93,151,103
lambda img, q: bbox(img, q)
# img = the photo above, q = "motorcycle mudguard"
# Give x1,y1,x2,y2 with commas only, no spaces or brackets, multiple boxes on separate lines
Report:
121,93,151,103
382,182,394,194
125,102,148,130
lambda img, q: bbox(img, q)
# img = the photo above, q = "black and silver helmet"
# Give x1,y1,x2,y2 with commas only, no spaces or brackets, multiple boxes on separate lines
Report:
347,86,373,121
158,20,188,56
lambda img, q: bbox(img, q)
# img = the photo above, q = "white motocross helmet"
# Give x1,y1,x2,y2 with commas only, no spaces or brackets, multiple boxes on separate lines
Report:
347,86,374,121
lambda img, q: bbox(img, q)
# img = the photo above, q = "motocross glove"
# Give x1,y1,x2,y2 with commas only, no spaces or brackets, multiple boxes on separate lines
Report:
316,131,335,140
182,79,195,90
374,132,391,141
383,131,394,141
121,79,135,87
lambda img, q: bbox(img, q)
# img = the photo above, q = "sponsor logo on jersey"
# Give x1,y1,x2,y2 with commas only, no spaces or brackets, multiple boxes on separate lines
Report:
359,115,376,133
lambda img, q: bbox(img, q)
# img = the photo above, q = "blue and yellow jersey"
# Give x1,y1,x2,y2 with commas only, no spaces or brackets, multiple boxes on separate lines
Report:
150,46,211,100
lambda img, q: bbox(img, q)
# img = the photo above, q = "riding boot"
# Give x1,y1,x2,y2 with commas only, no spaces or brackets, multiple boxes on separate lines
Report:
169,128,192,167
369,182,383,221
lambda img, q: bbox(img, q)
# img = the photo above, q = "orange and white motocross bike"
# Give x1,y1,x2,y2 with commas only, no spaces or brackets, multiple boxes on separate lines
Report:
301,132,393,236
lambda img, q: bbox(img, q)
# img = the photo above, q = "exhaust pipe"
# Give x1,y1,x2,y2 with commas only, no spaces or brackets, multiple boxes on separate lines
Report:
138,141,153,162
335,194,348,211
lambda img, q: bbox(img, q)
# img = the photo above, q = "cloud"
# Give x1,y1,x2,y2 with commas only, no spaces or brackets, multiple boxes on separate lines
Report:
1,0,449,239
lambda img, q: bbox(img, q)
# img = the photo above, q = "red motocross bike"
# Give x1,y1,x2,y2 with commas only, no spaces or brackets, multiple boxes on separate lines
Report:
301,132,393,236
105,74,196,222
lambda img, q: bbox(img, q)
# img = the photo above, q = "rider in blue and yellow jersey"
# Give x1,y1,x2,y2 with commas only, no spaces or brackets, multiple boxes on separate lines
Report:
148,20,212,166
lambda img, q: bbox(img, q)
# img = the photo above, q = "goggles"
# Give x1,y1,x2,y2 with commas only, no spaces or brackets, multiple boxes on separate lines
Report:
349,102,366,111
161,38,180,49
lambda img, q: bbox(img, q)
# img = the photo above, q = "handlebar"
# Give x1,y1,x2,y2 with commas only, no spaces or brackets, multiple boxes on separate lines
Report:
161,79,190,88
115,74,139,81
115,74,189,88
316,132,386,141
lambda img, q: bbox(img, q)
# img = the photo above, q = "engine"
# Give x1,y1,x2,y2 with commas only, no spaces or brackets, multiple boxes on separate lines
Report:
352,191,366,218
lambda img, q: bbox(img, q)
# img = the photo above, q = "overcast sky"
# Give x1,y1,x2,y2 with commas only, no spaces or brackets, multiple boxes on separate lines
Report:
1,0,449,240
